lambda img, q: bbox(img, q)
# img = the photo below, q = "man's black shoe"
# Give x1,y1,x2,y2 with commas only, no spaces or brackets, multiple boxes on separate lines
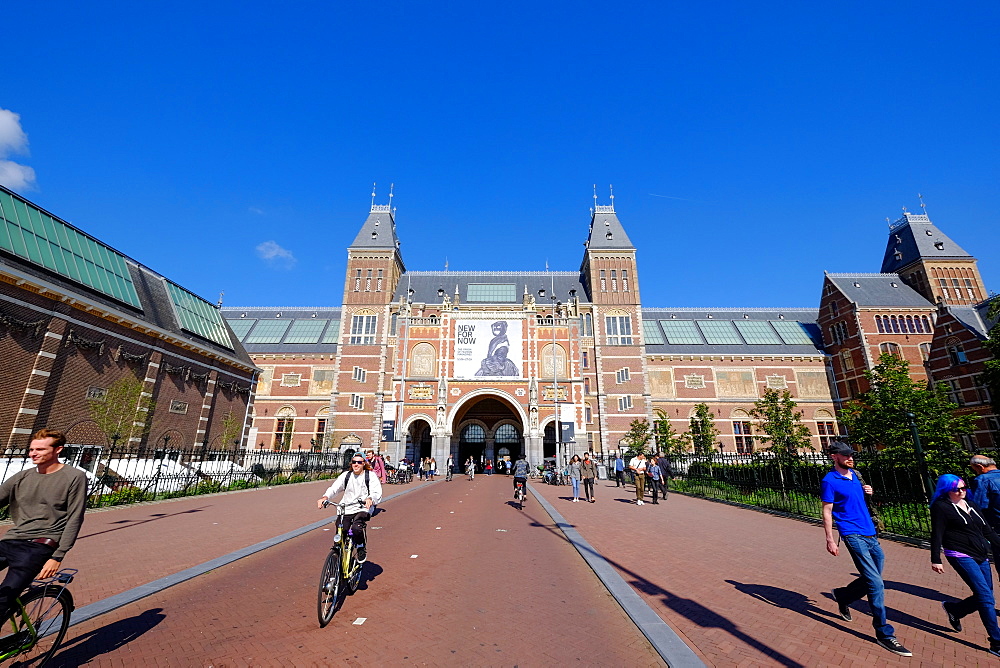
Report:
832,588,852,622
988,642,1000,658
356,545,367,562
876,637,912,657
942,602,961,632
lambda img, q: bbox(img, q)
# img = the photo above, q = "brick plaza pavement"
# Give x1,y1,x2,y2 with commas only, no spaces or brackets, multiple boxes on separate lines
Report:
20,475,663,667
530,474,1000,667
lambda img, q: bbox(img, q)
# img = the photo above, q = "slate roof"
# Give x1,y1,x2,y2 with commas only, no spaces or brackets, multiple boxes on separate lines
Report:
944,296,1000,340
640,308,826,356
585,207,635,251
349,206,403,258
0,187,252,367
396,271,589,305
881,212,974,273
825,273,933,308
220,307,342,354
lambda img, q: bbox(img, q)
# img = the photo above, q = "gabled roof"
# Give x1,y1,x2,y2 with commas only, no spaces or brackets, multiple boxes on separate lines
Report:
585,206,634,251
825,273,933,308
349,206,402,253
395,271,589,305
942,296,1000,340
881,212,974,273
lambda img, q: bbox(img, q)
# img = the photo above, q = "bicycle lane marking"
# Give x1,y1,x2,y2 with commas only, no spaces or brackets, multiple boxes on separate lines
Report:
528,485,706,668
67,482,431,628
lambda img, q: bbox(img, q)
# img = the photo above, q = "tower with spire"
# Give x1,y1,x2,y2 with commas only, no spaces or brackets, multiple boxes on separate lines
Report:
329,185,406,450
579,186,652,451
881,203,987,306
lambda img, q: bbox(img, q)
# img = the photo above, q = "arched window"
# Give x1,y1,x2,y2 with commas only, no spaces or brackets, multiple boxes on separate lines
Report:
461,424,485,442
879,342,902,358
840,349,854,370
541,343,567,378
947,338,968,365
494,424,520,443
914,316,924,333
890,316,900,333
921,316,932,332
583,313,593,337
875,315,885,333
919,342,932,361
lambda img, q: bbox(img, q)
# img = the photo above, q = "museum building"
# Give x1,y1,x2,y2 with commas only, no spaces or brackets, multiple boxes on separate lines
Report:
0,185,256,455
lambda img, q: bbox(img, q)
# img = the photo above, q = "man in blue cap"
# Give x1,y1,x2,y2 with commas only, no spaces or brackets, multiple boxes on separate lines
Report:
822,441,911,657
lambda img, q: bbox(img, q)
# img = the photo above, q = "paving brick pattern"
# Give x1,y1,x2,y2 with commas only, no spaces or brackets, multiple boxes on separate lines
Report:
38,476,664,667
531,476,1000,667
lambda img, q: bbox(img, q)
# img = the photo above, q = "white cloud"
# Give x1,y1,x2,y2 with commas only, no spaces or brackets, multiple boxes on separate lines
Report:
248,206,266,216
256,240,296,268
0,108,36,190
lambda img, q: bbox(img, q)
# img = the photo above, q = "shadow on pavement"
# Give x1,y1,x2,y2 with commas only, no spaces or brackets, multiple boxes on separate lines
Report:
528,501,805,666
50,608,166,665
79,507,209,540
357,562,383,591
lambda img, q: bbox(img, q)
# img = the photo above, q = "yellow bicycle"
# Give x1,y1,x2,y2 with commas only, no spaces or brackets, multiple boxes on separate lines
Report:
317,502,364,627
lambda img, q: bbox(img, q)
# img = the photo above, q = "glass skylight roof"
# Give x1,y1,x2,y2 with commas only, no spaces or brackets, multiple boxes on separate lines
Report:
165,281,233,348
770,320,815,345
660,320,703,345
245,319,292,344
642,320,665,344
697,320,743,344
467,284,517,302
285,319,329,343
734,320,782,344
0,188,142,308
321,319,341,343
225,319,257,339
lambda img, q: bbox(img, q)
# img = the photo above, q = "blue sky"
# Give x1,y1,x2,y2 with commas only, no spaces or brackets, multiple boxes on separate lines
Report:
2,1,997,309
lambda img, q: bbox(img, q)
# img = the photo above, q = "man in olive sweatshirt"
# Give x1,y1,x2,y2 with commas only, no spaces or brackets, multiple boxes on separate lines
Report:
0,428,87,620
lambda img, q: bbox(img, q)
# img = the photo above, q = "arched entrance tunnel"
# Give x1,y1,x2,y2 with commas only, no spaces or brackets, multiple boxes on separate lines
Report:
452,395,524,468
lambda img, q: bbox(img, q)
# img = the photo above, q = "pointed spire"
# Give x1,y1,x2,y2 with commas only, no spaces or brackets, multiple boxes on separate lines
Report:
585,186,633,250
371,182,377,210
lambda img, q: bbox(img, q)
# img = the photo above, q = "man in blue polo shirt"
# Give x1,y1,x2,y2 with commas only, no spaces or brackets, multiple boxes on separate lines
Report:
822,441,911,657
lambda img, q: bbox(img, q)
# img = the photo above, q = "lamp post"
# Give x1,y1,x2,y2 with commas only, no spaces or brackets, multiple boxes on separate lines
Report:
907,412,933,501
539,286,562,469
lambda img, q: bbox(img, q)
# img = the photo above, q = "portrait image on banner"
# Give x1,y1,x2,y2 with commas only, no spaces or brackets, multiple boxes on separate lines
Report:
455,319,523,379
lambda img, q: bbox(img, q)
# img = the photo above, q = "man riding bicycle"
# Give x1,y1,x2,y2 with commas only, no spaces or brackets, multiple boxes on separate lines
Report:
317,455,383,562
512,454,531,497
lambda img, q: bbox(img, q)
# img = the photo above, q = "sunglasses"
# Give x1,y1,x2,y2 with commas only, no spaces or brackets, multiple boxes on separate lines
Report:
351,460,365,464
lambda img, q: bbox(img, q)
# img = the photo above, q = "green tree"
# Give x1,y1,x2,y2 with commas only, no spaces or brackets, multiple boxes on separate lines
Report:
621,418,653,458
653,408,690,455
839,353,977,472
217,410,244,450
88,375,154,447
982,298,1000,413
688,403,719,455
749,388,814,457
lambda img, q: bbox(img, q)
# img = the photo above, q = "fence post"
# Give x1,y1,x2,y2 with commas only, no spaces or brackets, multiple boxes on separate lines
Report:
907,412,933,501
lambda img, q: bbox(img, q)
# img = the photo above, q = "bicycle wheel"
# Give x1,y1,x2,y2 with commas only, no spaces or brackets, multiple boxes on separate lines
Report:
11,587,71,666
317,548,341,627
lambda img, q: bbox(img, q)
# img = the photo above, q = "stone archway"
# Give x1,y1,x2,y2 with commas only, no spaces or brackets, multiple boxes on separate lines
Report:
449,394,526,467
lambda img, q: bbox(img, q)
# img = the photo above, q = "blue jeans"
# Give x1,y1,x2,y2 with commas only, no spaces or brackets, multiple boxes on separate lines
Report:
571,478,580,498
946,556,1000,643
840,534,895,640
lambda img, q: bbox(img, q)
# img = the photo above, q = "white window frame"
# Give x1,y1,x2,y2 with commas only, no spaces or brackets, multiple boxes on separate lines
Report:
605,315,633,345
349,314,378,345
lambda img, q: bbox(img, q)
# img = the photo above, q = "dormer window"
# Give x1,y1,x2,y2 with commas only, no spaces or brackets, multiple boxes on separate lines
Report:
894,251,902,261
934,241,944,250
926,230,933,236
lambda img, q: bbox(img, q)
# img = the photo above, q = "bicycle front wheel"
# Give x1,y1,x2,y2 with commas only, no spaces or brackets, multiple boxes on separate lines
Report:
12,586,71,666
317,549,341,627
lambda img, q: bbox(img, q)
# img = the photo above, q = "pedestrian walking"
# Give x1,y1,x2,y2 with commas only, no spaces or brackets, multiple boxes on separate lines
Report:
422,457,432,481
823,442,911,656
969,455,1000,532
446,455,454,481
648,455,666,504
372,452,387,484
581,452,597,503
629,453,647,506
486,459,493,476
614,453,625,487
568,455,582,502
428,457,436,480
930,474,1000,657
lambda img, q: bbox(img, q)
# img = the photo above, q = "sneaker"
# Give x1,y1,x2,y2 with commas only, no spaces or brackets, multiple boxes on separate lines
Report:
989,642,1000,658
942,602,961,632
876,637,912,657
356,545,367,562
637,500,644,506
832,588,852,622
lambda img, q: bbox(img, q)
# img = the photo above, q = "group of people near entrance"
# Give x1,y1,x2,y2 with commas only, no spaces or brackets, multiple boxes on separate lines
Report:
825,442,1000,658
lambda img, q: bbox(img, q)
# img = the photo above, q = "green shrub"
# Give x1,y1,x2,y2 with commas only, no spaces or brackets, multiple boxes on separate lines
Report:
103,486,153,506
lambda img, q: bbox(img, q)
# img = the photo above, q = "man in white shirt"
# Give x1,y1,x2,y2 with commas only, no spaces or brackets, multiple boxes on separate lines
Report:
317,455,384,562
628,453,647,506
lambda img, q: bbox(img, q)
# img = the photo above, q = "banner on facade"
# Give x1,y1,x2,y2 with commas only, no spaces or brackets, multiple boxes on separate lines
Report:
454,319,523,379
381,419,396,442
560,421,575,443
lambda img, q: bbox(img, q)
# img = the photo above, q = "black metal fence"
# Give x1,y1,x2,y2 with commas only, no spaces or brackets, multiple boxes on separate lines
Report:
646,451,944,540
0,445,350,514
